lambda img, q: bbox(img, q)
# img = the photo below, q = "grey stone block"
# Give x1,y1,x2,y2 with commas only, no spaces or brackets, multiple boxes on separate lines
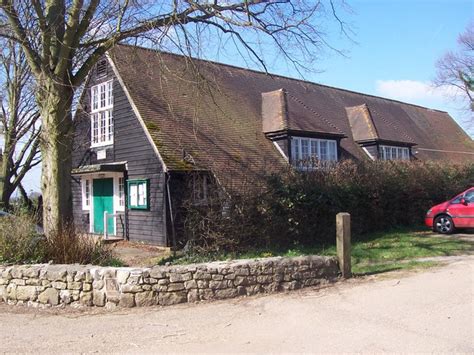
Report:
93,290,106,307
135,291,156,307
158,291,187,306
38,288,59,305
119,293,135,308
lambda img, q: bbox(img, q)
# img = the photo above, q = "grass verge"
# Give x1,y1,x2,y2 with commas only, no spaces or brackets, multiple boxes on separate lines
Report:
160,227,474,275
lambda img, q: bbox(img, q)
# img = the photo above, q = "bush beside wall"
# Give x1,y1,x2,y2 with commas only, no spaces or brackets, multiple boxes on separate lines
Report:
184,161,474,252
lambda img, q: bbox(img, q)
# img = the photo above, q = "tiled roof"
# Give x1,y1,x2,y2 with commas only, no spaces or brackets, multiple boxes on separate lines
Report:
109,44,474,187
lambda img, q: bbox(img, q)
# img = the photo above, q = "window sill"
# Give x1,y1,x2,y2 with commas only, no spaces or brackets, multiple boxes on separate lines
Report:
91,142,114,149
129,206,149,211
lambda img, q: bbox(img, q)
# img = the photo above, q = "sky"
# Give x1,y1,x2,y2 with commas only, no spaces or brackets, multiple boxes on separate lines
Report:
212,0,473,135
5,0,474,193
314,0,473,135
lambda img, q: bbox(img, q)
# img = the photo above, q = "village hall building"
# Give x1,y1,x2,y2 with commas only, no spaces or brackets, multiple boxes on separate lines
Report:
71,44,474,246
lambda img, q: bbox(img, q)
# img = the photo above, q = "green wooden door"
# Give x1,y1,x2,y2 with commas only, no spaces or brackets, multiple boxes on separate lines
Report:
93,178,114,235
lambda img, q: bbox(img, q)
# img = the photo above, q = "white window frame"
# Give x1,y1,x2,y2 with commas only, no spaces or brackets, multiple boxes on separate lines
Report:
114,176,125,212
117,177,125,210
127,179,149,210
81,178,91,210
379,145,410,161
291,137,338,168
90,80,114,148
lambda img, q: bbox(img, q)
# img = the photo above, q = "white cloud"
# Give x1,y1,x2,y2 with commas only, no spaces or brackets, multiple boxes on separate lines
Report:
375,79,462,103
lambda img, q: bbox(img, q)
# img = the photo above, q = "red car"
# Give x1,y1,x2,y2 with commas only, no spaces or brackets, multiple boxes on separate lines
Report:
425,187,474,234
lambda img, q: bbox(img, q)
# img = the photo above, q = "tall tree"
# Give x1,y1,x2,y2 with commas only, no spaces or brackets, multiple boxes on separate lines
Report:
0,0,349,234
435,22,474,112
0,40,41,211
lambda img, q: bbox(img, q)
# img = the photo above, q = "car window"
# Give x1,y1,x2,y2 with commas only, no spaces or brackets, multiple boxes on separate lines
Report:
465,190,474,202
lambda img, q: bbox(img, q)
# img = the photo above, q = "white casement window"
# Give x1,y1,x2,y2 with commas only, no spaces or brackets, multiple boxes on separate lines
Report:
379,145,410,161
112,176,126,212
118,177,125,208
291,137,338,168
127,179,149,210
90,80,113,147
81,178,91,210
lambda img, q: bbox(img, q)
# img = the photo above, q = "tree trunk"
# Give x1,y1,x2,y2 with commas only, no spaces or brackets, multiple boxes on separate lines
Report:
0,148,13,210
38,79,74,234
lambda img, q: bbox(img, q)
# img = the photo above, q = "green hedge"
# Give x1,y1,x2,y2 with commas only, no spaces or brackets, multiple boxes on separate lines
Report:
183,160,474,252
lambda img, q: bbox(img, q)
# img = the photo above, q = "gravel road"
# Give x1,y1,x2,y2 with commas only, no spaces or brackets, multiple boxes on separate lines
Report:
1,256,473,353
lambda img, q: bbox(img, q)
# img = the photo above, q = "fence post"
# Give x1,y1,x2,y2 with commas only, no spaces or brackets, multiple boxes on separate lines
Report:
336,212,351,278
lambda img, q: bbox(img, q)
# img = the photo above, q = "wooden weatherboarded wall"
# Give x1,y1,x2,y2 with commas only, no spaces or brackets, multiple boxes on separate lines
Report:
72,59,167,245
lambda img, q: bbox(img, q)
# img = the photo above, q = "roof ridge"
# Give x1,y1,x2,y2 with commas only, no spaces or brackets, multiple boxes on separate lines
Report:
115,43,449,114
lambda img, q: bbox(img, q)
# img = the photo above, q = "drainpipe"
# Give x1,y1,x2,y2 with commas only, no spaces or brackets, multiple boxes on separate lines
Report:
166,173,177,255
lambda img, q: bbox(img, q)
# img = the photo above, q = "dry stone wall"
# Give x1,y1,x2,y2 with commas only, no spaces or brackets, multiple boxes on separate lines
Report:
0,256,338,309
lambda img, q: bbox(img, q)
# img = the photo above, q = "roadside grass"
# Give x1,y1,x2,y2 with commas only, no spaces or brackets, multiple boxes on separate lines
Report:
160,227,474,275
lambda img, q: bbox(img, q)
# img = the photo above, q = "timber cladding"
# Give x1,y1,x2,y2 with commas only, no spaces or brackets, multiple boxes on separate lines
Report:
0,256,339,308
72,60,166,245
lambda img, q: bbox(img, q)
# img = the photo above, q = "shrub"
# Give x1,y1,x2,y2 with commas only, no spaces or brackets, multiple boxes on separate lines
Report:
43,224,115,265
0,212,116,265
182,160,474,253
0,211,45,264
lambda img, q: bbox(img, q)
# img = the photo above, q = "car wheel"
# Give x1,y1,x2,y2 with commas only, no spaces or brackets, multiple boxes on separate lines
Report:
434,215,455,234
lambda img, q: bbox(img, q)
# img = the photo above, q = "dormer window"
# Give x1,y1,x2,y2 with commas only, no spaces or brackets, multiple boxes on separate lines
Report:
90,80,114,147
379,145,410,161
291,137,338,168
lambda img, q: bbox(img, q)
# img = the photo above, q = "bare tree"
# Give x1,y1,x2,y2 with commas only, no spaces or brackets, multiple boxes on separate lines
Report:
0,40,41,211
435,22,474,112
0,0,350,234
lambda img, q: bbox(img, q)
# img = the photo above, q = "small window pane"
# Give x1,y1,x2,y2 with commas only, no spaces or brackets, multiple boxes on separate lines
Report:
92,114,99,144
328,141,337,161
292,138,300,162
320,140,328,161
301,139,309,160
404,148,410,160
100,112,106,142
310,140,318,159
108,111,113,141
85,180,90,206
82,179,91,210
107,81,113,106
100,84,106,108
130,185,138,207
92,87,98,111
118,178,125,207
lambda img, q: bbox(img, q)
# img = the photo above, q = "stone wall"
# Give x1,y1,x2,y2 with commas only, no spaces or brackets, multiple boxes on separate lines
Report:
0,256,338,309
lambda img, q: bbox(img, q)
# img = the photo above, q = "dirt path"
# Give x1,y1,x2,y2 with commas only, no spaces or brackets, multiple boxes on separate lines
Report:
1,256,473,353
111,241,170,267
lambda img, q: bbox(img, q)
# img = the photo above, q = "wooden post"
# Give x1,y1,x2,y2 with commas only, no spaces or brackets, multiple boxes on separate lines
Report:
336,212,351,278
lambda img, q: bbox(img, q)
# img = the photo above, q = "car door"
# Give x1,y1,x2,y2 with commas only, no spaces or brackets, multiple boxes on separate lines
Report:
463,190,474,227
448,189,474,228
